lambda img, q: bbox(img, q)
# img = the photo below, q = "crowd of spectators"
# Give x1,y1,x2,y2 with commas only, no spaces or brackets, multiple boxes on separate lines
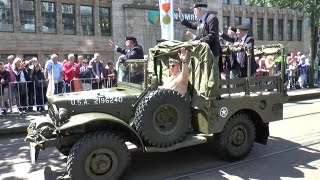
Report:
220,26,320,91
254,52,319,90
0,53,141,115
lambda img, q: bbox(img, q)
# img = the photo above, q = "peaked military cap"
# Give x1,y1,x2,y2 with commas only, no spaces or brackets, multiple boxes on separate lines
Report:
125,36,137,41
169,58,180,65
193,3,208,8
229,26,237,33
236,25,249,30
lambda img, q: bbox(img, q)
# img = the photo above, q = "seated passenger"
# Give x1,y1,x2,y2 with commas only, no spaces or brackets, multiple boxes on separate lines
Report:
161,47,190,96
129,63,143,84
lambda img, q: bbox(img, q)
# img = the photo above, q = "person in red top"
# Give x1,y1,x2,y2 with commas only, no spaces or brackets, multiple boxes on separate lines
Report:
63,54,80,92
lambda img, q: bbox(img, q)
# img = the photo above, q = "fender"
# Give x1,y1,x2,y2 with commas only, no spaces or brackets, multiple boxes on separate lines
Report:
57,112,145,150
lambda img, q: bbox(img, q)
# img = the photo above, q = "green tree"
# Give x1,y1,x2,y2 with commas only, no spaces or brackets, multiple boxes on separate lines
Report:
248,0,320,87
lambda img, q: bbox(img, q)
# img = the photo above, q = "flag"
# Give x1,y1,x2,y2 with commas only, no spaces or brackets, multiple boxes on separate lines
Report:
159,0,174,40
46,69,55,97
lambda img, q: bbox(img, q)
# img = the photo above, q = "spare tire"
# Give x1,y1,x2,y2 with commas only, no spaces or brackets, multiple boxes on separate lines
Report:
134,89,191,148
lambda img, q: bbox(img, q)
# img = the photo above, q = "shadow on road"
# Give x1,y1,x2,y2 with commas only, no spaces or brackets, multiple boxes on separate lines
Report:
213,136,320,180
123,136,320,180
3,135,317,180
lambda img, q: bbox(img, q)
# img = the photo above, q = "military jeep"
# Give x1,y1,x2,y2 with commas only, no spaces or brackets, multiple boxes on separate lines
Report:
25,41,288,180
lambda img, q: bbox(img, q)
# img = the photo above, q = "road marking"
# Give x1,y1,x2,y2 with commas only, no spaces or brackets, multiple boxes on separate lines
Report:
166,138,320,180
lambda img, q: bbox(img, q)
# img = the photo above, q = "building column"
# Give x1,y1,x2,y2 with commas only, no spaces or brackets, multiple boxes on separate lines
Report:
230,3,234,26
284,10,288,41
293,10,298,41
241,4,246,25
56,0,63,35
12,0,20,32
75,0,82,36
274,11,278,41
252,9,257,38
35,0,42,34
263,7,268,41
94,0,100,36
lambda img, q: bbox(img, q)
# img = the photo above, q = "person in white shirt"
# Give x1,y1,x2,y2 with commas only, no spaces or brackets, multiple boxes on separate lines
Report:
161,47,190,96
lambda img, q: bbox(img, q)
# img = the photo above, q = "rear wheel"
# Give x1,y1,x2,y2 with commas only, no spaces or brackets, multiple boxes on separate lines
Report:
67,131,130,180
214,113,256,161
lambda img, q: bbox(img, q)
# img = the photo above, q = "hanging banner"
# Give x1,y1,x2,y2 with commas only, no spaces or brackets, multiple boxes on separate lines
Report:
159,0,174,40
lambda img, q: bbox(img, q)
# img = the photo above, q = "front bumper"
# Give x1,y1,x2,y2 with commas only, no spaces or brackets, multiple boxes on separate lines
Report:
25,119,82,164
25,119,56,164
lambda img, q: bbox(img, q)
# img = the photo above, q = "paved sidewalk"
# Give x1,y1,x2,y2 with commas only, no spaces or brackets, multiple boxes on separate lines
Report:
0,88,319,135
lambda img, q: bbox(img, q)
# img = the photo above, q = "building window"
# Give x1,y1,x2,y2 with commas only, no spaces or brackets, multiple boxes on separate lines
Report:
245,17,253,36
19,0,35,33
0,0,13,32
222,0,230,4
0,54,11,63
256,2,264,7
41,2,56,34
297,20,302,41
278,19,284,41
267,19,274,41
257,18,264,40
244,1,252,6
287,20,293,41
234,0,241,5
23,54,37,61
81,5,93,36
44,54,51,61
62,4,75,35
223,16,230,33
234,16,241,27
99,7,111,36
83,54,93,60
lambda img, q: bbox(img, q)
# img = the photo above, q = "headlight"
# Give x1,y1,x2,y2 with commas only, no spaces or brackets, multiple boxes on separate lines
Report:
58,108,69,122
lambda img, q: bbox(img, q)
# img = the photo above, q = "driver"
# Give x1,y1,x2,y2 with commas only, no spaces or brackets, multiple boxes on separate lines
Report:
161,47,190,96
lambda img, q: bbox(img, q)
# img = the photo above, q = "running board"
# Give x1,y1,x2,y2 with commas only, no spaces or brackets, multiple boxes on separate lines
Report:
145,135,207,153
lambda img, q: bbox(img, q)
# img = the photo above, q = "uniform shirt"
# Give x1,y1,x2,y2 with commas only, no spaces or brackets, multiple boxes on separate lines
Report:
116,44,144,59
162,63,189,95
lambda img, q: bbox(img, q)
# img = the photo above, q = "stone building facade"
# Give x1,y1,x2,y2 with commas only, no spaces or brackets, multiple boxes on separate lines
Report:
0,0,311,65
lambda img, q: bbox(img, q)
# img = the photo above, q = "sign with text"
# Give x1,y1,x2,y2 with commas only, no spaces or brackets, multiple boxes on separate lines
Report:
148,10,197,25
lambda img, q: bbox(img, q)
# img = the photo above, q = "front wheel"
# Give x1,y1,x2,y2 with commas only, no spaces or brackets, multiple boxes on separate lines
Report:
214,113,256,161
67,131,130,180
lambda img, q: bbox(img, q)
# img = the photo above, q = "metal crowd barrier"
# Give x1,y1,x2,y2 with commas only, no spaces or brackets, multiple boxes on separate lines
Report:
286,66,314,89
0,77,119,113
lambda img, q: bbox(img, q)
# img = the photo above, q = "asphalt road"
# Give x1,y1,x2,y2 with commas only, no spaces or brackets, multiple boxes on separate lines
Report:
0,99,320,180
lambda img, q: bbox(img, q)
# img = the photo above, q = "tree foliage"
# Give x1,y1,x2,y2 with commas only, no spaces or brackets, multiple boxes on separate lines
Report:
247,0,320,22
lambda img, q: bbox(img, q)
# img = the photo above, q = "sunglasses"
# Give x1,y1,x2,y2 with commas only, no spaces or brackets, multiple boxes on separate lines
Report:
83,62,88,64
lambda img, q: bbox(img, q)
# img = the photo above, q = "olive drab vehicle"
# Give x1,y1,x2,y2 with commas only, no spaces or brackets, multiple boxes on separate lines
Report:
25,41,288,180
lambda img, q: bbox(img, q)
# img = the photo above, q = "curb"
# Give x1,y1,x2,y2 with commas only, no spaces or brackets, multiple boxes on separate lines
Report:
288,92,320,102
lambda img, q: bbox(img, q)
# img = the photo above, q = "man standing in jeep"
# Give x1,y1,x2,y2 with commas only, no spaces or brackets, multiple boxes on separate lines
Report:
108,36,144,67
161,47,190,96
220,25,256,77
178,3,222,73
108,36,144,82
